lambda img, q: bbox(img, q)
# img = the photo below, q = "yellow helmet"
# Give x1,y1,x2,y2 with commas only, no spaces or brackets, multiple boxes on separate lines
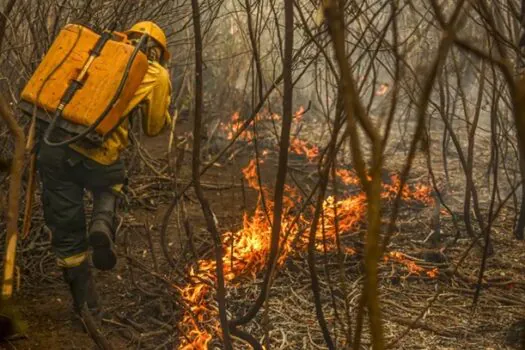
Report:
125,21,170,61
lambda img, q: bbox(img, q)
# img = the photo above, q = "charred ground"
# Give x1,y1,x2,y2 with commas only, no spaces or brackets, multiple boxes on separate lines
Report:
1,112,524,349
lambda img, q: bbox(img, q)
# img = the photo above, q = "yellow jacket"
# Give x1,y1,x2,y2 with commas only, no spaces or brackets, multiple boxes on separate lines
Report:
70,61,172,165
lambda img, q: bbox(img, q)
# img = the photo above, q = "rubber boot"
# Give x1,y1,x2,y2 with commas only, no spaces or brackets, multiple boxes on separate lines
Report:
62,260,91,332
86,272,100,313
62,261,91,315
63,261,109,330
89,219,117,271
89,191,118,271
85,269,110,322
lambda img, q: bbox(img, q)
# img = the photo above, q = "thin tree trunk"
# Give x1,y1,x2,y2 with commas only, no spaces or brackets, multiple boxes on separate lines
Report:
514,141,525,239
0,94,25,302
229,0,295,332
189,0,233,348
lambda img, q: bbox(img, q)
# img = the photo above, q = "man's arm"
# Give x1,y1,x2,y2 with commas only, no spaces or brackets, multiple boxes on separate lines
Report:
140,61,172,136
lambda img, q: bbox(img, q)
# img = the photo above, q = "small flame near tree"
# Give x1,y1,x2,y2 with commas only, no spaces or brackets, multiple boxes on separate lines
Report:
375,83,390,96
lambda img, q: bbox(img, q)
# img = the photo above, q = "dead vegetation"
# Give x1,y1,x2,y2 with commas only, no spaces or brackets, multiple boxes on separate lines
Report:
2,0,525,349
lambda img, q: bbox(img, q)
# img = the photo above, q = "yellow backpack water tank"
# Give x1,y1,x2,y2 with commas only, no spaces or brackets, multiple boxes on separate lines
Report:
20,24,149,144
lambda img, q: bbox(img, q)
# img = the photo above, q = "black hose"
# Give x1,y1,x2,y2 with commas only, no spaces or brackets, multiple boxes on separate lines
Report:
43,33,147,147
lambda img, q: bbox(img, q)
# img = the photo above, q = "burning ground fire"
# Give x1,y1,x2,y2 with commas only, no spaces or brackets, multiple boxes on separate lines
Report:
219,107,308,144
177,110,437,348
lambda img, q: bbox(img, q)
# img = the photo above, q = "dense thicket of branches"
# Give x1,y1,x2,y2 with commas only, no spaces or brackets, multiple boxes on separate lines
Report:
2,0,525,348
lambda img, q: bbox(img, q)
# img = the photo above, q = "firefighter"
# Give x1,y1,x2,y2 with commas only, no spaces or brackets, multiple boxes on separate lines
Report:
35,21,172,322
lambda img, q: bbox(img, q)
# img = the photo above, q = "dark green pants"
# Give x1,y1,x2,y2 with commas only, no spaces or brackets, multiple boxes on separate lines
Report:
37,142,125,267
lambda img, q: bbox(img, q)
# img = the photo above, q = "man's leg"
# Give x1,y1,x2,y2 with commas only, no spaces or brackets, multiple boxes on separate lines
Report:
37,144,98,315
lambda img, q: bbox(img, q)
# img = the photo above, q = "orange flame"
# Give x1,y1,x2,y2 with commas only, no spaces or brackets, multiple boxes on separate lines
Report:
385,251,439,278
294,106,305,122
383,174,434,205
220,112,254,142
177,113,437,348
290,138,319,162
336,169,360,186
375,83,390,96
242,159,261,190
